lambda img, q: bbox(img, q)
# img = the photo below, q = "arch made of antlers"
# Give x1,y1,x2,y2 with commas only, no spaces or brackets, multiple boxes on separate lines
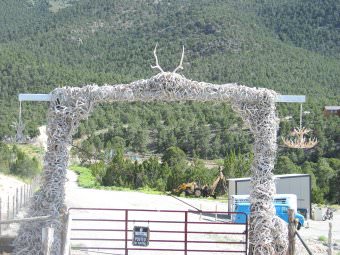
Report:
14,59,288,255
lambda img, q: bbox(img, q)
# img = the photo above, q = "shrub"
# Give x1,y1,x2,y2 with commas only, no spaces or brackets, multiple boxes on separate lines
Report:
318,235,327,242
70,165,98,188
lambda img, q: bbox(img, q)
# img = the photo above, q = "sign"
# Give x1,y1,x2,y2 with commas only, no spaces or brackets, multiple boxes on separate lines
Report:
132,226,150,247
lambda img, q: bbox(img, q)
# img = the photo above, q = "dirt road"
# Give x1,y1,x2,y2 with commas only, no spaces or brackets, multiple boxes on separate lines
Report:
65,170,228,211
65,171,246,255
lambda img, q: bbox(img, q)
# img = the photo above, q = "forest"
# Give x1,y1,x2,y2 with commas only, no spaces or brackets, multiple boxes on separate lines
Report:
0,0,339,203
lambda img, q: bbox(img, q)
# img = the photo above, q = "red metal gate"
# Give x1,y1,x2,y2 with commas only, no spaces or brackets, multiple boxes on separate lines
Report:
68,208,248,255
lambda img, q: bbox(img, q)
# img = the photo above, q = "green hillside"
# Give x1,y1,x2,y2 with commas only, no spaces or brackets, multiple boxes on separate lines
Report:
0,0,339,202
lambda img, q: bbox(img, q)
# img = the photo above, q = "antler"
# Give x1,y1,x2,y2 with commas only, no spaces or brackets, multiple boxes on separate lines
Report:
151,44,164,73
173,45,185,74
282,127,318,149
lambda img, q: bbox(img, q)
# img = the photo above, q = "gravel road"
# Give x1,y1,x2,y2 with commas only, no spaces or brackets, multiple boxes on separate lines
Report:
65,170,229,212
65,170,246,255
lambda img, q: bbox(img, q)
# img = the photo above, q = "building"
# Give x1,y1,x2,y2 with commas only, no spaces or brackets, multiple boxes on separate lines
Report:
228,174,311,218
323,106,340,117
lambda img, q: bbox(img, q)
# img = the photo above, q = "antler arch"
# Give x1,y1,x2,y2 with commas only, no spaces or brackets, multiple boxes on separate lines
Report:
14,72,288,255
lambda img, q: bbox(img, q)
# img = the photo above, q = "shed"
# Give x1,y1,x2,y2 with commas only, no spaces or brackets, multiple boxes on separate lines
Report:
323,106,340,117
228,174,311,218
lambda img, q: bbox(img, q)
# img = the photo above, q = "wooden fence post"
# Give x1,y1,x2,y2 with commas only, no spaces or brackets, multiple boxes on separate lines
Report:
15,188,19,214
328,221,332,255
288,209,296,255
215,204,218,222
199,204,202,220
26,184,29,204
20,186,23,208
12,196,15,218
62,212,72,255
42,227,54,255
23,184,26,205
0,197,2,236
7,196,9,221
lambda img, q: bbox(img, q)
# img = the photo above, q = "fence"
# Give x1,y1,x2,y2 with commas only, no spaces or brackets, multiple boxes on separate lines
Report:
0,215,55,254
66,208,248,255
0,176,39,236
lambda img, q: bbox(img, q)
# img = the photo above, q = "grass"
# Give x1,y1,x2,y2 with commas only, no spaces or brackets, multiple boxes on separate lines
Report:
318,235,327,242
69,164,165,194
137,186,164,195
69,164,228,200
98,185,164,195
69,165,163,194
69,165,99,188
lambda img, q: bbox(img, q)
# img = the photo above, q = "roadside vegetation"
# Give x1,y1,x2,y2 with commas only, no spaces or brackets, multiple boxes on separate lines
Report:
0,142,42,180
0,0,339,204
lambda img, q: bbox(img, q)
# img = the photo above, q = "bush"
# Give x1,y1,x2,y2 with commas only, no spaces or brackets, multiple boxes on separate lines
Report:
318,235,327,242
10,153,40,178
70,165,99,188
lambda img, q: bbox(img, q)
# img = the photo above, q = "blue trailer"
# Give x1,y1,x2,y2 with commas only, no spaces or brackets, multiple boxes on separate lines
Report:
234,202,305,229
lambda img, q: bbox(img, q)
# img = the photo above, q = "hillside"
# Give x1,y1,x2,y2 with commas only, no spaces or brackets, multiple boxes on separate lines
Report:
0,0,339,203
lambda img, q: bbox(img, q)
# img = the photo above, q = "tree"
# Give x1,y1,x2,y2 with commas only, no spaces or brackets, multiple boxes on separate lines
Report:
132,128,149,153
0,142,11,173
274,156,301,175
10,149,39,178
90,161,106,184
162,146,187,168
195,125,211,159
142,156,163,187
162,146,188,190
102,148,126,186
223,149,253,178
314,158,335,199
329,166,340,204
185,154,213,186
210,133,222,159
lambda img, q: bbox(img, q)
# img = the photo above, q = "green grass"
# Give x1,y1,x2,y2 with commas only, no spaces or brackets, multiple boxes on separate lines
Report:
318,235,327,242
98,185,164,194
69,165,163,194
98,185,133,192
69,165,99,188
137,186,164,195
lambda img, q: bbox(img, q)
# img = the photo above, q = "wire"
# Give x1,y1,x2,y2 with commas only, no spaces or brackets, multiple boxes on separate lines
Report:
78,249,123,255
168,194,201,212
68,141,106,162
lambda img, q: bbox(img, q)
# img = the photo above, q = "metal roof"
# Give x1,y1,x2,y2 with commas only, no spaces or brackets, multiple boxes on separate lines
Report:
324,106,340,111
228,173,310,181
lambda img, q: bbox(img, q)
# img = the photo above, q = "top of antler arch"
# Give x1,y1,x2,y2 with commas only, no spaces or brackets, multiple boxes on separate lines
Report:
150,44,164,73
173,45,185,74
151,44,185,74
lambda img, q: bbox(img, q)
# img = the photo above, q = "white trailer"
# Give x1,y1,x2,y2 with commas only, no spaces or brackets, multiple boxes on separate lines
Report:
228,174,311,218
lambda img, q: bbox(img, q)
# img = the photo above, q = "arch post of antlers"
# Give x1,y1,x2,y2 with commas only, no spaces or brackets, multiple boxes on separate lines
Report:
14,47,292,255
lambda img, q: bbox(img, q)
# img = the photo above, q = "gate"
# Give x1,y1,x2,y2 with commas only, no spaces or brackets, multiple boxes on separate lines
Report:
67,208,248,255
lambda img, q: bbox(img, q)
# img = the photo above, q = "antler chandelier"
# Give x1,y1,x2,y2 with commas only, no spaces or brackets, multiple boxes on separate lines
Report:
282,104,318,149
282,127,318,149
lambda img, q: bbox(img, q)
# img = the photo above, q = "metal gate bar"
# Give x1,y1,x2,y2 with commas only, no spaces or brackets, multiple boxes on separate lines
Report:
68,208,248,254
